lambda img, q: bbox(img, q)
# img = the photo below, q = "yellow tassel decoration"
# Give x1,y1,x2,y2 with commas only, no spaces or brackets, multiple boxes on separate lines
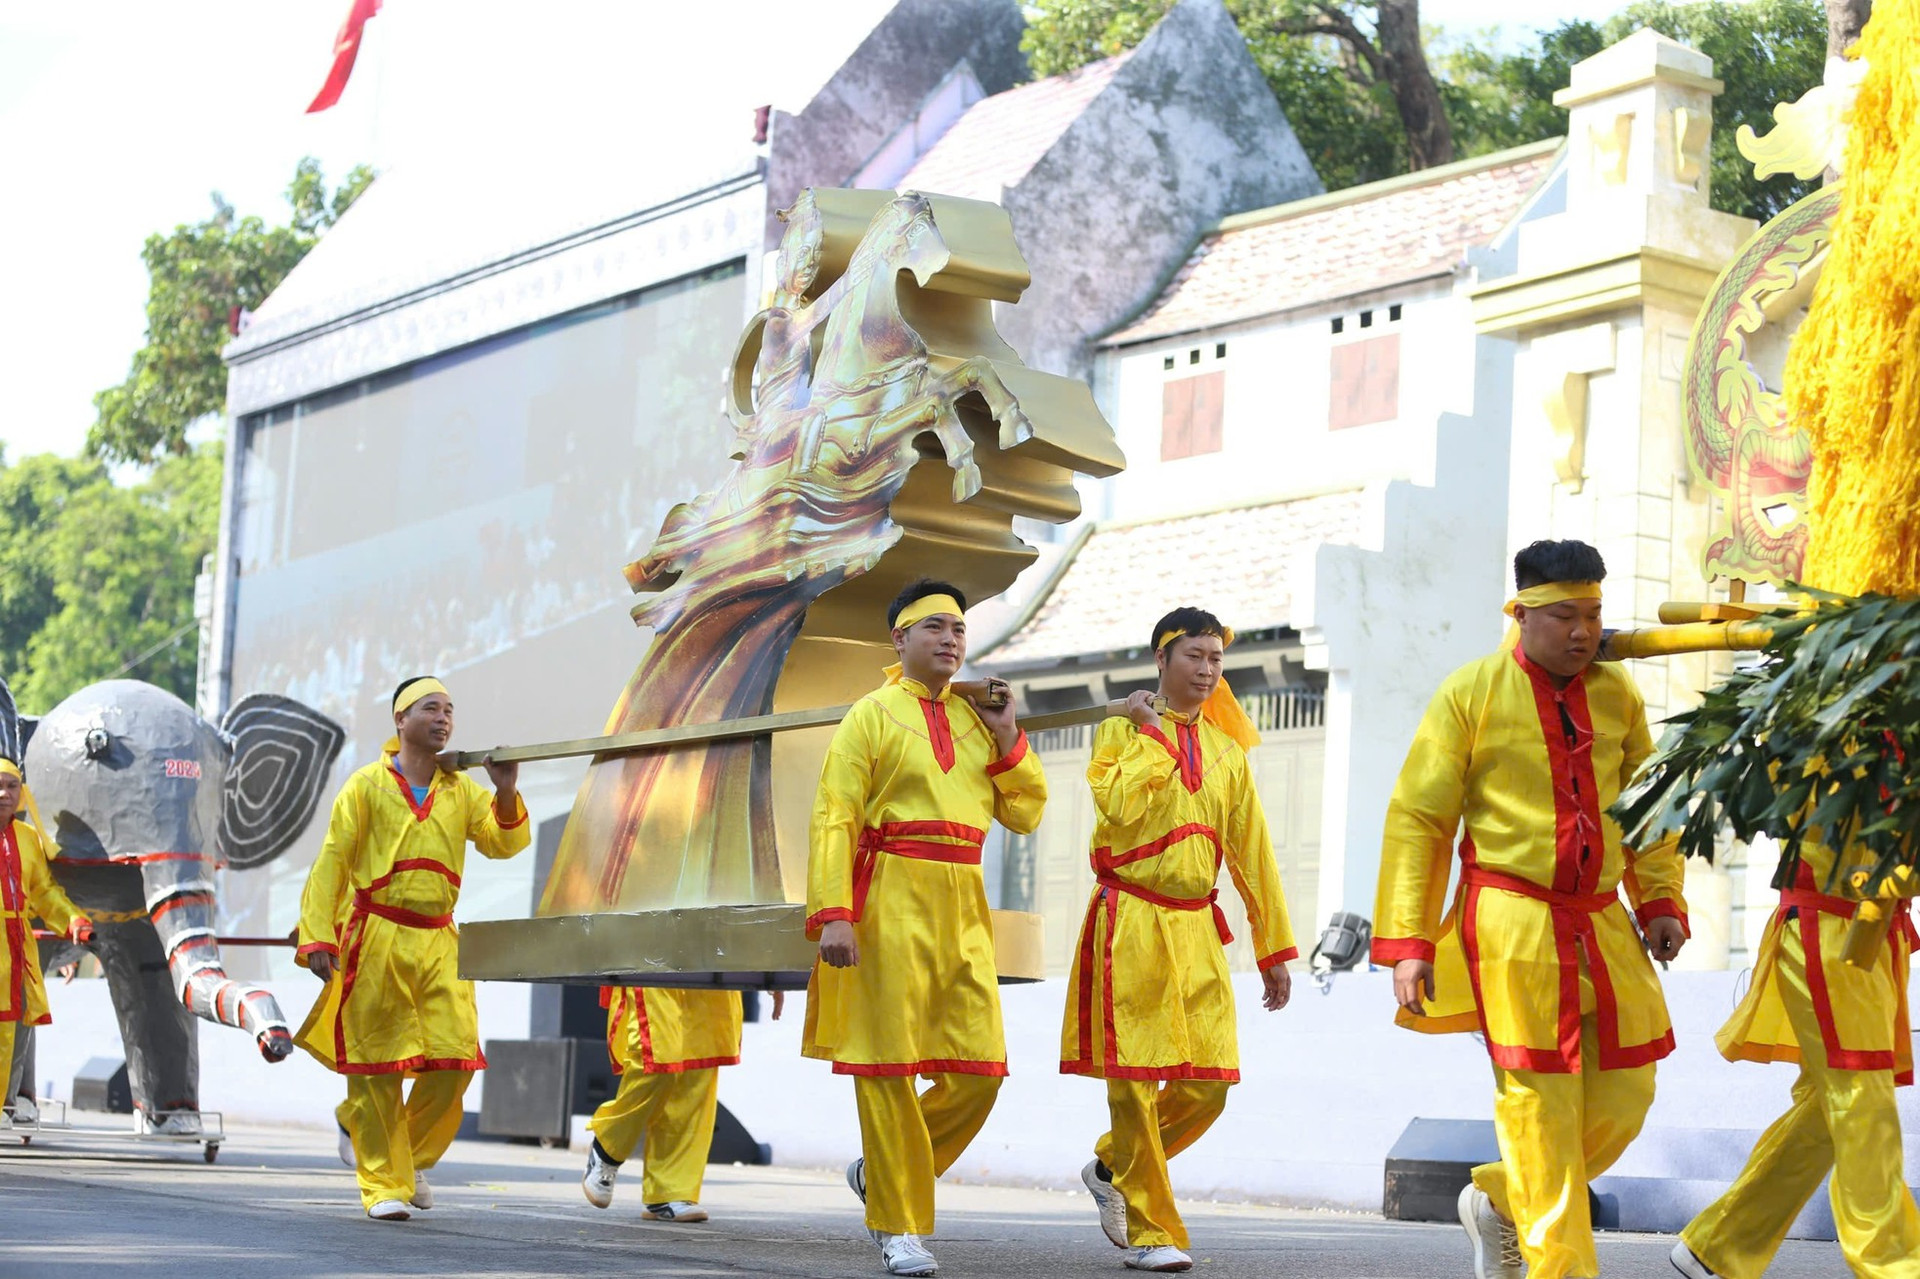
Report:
1786,0,1920,596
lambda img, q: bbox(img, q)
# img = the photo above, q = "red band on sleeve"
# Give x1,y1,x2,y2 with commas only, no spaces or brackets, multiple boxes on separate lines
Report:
1257,947,1299,969
296,941,339,960
806,907,854,936
1370,937,1436,965
1635,898,1690,937
985,731,1030,777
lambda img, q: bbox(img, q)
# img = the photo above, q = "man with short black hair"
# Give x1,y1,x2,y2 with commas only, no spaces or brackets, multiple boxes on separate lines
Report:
1063,606,1297,1273
1374,540,1689,1279
805,579,1047,1276
296,676,530,1221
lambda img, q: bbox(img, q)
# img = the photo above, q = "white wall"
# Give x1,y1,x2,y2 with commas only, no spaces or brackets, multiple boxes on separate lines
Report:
1098,280,1476,524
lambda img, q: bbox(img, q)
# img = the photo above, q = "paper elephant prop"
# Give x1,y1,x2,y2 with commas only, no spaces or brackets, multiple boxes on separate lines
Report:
3,677,342,1123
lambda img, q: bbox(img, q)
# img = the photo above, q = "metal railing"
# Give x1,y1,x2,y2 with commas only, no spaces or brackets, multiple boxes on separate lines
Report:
1028,685,1324,751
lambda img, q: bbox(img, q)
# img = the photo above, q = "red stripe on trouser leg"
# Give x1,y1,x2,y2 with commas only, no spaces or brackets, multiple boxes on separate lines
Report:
854,1072,1002,1236
1093,1078,1230,1249
1678,919,1920,1278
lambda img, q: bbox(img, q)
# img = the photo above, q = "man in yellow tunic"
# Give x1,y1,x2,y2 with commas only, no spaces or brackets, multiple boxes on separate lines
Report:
580,985,783,1220
296,676,529,1220
1670,836,1920,1279
1061,607,1297,1274
0,757,91,1126
1373,540,1690,1279
805,579,1046,1277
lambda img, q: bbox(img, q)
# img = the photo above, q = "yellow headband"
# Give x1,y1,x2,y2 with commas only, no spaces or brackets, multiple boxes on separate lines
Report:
1503,581,1602,618
0,759,48,833
1155,625,1235,652
393,677,449,715
1153,625,1259,751
893,594,965,632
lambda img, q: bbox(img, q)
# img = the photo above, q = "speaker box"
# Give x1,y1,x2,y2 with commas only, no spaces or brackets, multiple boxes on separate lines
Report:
72,1056,133,1114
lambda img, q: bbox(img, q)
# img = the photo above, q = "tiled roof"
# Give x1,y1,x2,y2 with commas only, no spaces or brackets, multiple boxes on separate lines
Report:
1107,140,1561,344
897,53,1130,202
979,491,1366,667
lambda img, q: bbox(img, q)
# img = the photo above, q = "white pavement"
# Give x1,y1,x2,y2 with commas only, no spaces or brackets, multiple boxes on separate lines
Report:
0,1122,1842,1278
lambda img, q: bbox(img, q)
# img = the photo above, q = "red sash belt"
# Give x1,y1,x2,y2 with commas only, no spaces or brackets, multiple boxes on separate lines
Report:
352,889,453,930
1781,886,1920,949
1096,870,1234,945
851,821,986,920
1465,864,1616,915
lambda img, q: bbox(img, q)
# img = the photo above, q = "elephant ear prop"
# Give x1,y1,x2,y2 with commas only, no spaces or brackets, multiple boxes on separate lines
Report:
216,694,346,869
0,676,35,768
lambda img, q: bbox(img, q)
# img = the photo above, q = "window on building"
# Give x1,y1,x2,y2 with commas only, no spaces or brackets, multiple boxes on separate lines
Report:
1215,342,1227,359
1188,348,1201,365
1389,303,1403,322
1163,354,1175,371
1359,309,1374,329
1329,334,1400,430
1162,369,1225,460
1330,316,1345,334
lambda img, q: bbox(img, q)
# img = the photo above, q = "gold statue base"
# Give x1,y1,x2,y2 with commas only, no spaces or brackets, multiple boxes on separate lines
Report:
459,905,1047,990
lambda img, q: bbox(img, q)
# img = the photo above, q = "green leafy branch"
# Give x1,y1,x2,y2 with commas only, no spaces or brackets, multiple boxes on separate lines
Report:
1611,587,1920,896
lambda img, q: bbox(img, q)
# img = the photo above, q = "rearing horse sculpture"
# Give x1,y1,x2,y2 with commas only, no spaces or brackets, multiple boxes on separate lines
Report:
538,189,1124,916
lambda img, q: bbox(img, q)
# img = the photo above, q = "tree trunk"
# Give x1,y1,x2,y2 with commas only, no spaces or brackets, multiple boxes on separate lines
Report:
1825,0,1871,61
1376,0,1455,170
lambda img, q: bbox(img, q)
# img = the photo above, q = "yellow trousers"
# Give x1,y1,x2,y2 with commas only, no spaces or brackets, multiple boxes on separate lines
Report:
1681,926,1920,1279
339,1070,471,1210
855,1072,1001,1235
0,1022,13,1108
587,1067,719,1204
1093,1078,1230,1248
1474,1010,1656,1279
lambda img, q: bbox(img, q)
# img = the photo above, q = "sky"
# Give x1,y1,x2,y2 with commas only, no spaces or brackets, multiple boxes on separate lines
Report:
0,0,1621,465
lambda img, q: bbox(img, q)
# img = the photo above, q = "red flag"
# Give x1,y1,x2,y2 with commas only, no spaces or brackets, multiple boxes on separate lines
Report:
306,0,382,114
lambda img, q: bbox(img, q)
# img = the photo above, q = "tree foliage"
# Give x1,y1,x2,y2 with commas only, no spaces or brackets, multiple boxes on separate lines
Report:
1021,0,1828,218
0,444,222,711
88,158,373,465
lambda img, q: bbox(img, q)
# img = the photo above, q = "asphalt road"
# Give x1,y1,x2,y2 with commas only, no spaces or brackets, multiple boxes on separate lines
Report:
0,1122,1843,1278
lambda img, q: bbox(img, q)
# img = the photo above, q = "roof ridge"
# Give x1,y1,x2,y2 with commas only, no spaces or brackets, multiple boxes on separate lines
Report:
1211,137,1564,236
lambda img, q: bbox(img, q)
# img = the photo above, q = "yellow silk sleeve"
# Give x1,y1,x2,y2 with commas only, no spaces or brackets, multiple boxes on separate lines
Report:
806,704,877,935
1373,676,1472,964
297,777,362,964
1085,716,1179,829
463,774,532,860
19,823,81,937
1220,752,1299,967
986,731,1047,837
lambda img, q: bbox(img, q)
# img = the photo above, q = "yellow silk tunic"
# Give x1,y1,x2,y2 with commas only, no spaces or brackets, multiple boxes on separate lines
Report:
1,819,84,1027
1373,646,1689,1073
1718,842,1915,1084
1061,713,1298,1080
803,672,1047,1076
295,755,529,1073
603,987,744,1074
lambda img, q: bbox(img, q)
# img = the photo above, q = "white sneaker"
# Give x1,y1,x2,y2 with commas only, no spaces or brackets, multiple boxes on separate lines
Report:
1458,1184,1524,1279
1124,1246,1193,1272
337,1120,354,1168
366,1199,411,1221
12,1097,38,1124
410,1171,433,1210
582,1144,619,1209
876,1233,937,1276
642,1200,708,1222
148,1110,202,1136
847,1156,868,1204
1082,1159,1128,1247
0,1110,11,1131
1670,1241,1717,1278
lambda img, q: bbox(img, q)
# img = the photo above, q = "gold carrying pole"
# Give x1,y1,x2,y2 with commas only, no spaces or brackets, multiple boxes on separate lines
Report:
1597,619,1777,661
441,682,1166,771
